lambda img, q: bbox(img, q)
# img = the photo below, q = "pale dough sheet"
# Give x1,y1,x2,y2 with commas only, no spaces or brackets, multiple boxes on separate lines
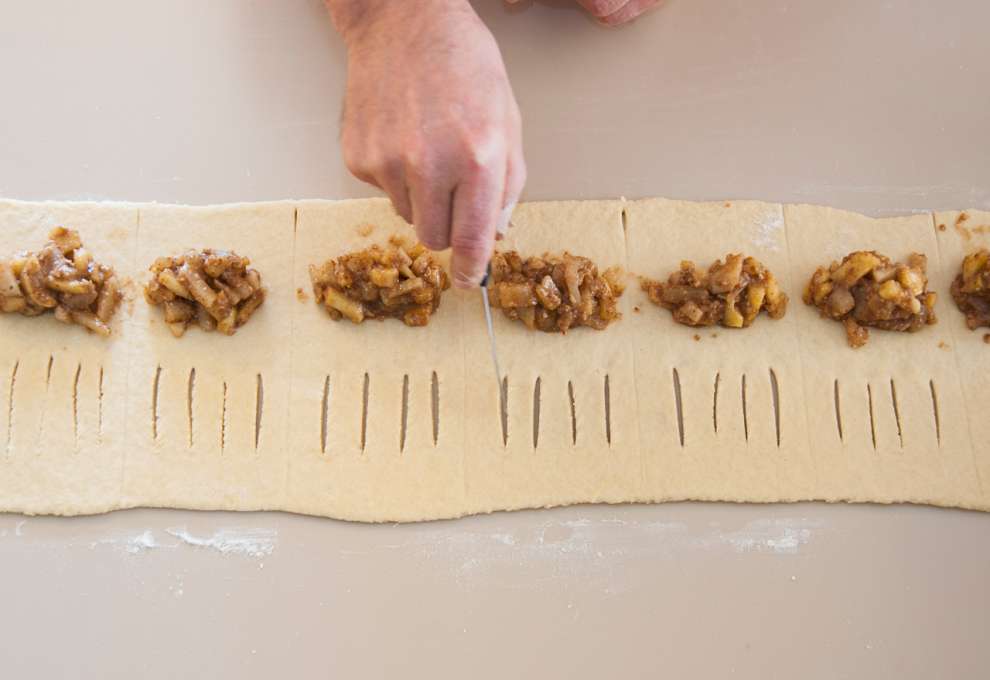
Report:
121,202,296,512
461,200,641,517
286,200,467,522
624,199,813,504
933,210,990,498
784,205,979,507
0,197,987,521
0,200,137,514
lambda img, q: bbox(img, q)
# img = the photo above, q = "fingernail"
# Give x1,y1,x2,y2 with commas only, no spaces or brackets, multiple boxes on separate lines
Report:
496,200,517,236
452,254,487,288
454,270,483,289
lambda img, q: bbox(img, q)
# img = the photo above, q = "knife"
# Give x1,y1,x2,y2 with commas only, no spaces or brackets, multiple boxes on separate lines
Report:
479,262,503,390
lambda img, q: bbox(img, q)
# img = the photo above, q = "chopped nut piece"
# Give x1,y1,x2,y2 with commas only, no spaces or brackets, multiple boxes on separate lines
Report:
831,251,881,287
369,266,399,288
163,299,194,324
534,275,562,311
67,310,111,336
309,237,450,327
489,251,625,333
145,249,265,337
843,317,869,349
804,250,936,347
237,289,266,326
498,282,536,309
642,254,788,329
951,248,990,331
49,227,82,253
0,228,122,335
324,286,365,323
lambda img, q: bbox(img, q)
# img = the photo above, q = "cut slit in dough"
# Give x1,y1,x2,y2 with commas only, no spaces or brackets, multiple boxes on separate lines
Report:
0,197,987,521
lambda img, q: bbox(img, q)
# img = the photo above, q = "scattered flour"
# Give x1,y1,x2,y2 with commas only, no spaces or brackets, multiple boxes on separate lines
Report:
693,518,817,555
752,207,784,252
127,530,160,554
356,515,824,592
91,529,161,554
165,527,277,558
169,573,185,598
83,527,277,558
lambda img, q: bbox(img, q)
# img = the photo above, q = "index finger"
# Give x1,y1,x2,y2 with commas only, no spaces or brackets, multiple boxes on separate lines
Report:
599,0,661,25
576,0,660,23
449,162,506,289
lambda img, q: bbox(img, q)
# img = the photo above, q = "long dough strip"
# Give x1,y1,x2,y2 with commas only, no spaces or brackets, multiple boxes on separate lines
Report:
0,197,986,520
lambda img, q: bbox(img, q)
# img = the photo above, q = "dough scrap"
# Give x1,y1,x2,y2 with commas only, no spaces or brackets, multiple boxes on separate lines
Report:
0,197,986,520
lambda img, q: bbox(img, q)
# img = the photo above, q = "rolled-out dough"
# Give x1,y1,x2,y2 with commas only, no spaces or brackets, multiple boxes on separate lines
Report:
0,197,986,521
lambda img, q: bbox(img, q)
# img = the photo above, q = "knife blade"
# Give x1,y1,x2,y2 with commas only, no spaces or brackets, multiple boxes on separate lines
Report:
479,262,502,389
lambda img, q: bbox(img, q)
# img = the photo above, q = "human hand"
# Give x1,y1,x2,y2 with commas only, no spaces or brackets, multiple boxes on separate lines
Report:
328,0,526,288
575,0,662,25
506,0,661,26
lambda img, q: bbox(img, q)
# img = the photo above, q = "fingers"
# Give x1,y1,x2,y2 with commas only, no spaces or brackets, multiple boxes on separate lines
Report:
497,148,526,238
496,101,526,237
340,131,379,188
576,0,661,25
599,0,661,26
576,0,627,19
408,173,455,251
345,138,422,230
450,154,506,288
378,161,414,224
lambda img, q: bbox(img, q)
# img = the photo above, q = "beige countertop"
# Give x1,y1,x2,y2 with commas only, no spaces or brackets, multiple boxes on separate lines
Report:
1,1,988,678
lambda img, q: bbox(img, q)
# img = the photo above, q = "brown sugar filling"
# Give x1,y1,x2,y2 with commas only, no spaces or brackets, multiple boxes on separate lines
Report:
309,237,450,327
489,251,625,333
642,254,788,329
804,250,936,348
950,248,990,331
145,250,266,337
0,227,122,336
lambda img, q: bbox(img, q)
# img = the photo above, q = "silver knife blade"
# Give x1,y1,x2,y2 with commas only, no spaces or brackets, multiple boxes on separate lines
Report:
479,264,502,388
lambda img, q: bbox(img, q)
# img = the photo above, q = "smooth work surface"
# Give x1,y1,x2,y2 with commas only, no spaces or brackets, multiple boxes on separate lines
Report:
1,1,988,678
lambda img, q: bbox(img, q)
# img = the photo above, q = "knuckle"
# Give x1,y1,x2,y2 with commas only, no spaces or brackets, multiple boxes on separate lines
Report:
470,145,500,172
459,130,503,173
341,145,367,175
401,142,431,174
